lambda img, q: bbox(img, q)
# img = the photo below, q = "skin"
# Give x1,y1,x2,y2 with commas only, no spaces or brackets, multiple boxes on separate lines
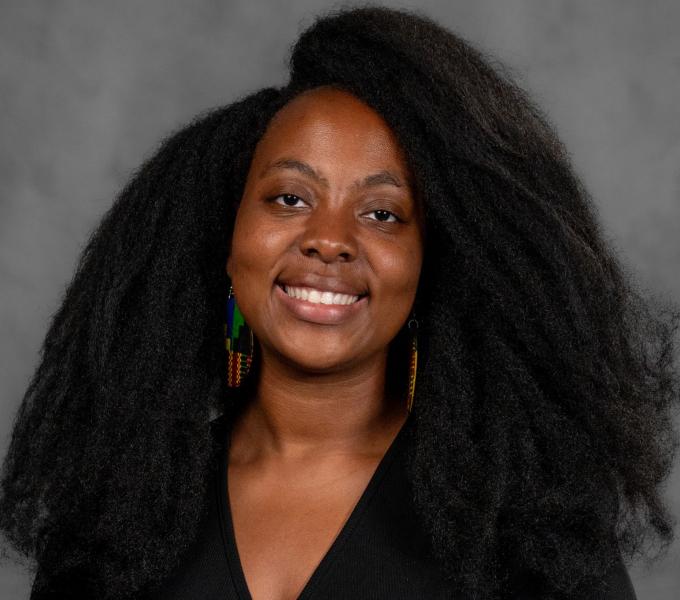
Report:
225,86,424,600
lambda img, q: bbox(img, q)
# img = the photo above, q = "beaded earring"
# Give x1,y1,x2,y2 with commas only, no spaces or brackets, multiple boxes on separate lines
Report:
225,284,254,387
407,312,419,413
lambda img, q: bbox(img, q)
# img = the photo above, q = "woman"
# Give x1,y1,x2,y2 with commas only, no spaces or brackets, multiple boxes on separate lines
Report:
1,6,677,600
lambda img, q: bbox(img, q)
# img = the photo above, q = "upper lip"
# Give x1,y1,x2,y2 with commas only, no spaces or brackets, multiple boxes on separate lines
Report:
277,274,368,297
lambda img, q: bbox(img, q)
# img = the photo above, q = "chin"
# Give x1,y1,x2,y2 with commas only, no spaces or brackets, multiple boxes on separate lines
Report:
287,354,355,374
273,344,359,374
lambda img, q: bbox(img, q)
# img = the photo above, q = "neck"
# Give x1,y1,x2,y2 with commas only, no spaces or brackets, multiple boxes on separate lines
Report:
228,347,408,462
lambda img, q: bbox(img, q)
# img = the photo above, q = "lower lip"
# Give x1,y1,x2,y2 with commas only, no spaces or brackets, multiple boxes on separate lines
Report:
274,284,368,325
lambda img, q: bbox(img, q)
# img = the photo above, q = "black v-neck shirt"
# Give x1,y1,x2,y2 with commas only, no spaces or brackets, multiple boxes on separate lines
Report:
151,414,453,599
148,415,637,600
220,414,449,599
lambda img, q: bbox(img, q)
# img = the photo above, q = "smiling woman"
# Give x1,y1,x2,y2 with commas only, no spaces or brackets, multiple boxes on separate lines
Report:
221,88,424,599
228,86,422,374
1,5,678,600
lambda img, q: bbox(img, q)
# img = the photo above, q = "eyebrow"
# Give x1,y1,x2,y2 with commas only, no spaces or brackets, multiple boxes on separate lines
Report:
259,158,406,190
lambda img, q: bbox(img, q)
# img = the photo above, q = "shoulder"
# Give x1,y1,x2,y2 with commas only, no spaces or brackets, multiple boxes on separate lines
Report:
30,565,96,600
511,553,637,599
593,557,637,600
30,418,227,600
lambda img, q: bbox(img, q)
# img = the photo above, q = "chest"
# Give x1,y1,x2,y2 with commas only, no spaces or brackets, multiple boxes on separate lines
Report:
227,459,380,600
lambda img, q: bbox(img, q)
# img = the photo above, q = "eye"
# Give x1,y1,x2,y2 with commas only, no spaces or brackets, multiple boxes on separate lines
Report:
366,209,400,223
271,193,307,208
269,194,401,223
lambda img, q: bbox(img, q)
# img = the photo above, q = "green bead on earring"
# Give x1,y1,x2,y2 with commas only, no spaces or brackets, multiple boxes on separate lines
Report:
225,284,254,387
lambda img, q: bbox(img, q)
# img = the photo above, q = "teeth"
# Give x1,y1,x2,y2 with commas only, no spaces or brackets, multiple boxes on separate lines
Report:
283,285,360,305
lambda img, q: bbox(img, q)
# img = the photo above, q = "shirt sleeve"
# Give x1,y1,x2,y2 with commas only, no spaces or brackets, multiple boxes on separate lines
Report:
599,555,637,600
512,553,637,600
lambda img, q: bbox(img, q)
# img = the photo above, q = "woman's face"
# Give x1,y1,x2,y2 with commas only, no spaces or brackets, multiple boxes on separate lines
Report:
227,86,424,374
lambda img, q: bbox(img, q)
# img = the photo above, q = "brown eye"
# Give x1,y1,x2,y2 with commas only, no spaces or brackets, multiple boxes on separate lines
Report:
367,209,399,223
271,194,306,208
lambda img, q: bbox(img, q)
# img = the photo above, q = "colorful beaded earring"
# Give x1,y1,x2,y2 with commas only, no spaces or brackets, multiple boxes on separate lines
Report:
407,312,419,413
225,284,254,387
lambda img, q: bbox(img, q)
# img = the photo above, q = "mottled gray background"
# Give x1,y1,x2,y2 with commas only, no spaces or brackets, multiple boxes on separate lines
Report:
1,0,678,597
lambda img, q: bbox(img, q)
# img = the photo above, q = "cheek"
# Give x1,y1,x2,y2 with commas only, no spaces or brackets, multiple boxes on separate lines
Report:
228,211,285,279
372,243,422,301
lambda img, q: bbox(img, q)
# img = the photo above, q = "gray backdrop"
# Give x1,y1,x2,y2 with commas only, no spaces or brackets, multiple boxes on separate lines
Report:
1,1,678,598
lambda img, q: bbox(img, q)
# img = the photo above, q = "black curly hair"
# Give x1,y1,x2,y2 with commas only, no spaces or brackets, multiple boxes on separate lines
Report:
1,5,678,599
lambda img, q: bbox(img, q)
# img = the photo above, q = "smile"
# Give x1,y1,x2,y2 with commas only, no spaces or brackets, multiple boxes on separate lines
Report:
281,285,360,305
274,283,368,325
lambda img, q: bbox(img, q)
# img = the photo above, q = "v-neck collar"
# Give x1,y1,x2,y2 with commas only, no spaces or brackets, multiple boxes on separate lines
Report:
217,417,411,600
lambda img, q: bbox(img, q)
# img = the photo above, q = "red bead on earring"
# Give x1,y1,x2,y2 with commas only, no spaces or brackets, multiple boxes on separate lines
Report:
225,284,254,387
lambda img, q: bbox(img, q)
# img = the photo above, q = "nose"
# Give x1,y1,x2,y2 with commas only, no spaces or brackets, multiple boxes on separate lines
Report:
299,204,358,263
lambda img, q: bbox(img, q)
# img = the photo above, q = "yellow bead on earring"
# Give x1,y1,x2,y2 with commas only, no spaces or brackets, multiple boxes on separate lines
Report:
407,314,418,412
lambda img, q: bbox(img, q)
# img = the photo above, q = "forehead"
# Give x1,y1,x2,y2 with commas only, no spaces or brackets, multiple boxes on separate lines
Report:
251,87,412,178
269,86,391,131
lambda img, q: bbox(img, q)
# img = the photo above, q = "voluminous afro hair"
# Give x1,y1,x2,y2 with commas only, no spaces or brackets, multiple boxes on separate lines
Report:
2,6,678,599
